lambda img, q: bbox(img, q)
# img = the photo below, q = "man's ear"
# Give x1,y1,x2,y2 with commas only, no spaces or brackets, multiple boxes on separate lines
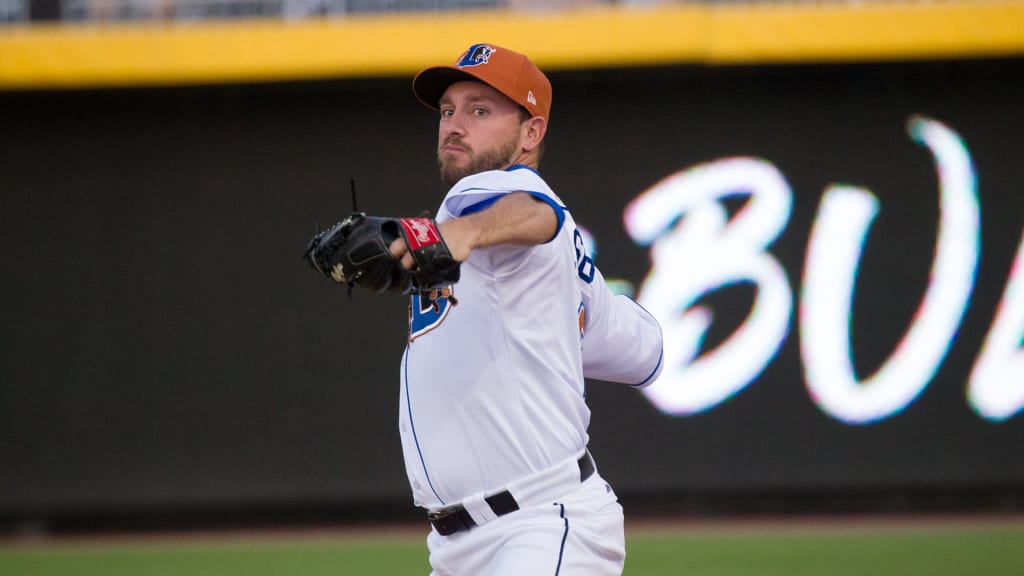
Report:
521,116,547,152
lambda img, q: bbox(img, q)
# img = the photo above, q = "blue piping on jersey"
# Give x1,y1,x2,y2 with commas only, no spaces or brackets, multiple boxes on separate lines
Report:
459,191,566,243
507,163,540,176
459,195,500,216
624,296,665,388
554,503,569,575
531,194,567,242
404,345,445,505
631,347,664,388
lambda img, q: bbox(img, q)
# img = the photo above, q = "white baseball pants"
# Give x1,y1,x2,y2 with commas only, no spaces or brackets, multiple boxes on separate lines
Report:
425,473,626,576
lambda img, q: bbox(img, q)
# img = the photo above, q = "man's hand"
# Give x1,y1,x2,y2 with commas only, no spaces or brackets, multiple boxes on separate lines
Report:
305,213,460,294
390,192,557,269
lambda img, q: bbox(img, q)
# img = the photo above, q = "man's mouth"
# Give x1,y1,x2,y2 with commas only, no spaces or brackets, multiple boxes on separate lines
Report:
441,140,467,155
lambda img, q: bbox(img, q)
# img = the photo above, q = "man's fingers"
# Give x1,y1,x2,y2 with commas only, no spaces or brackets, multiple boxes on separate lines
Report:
389,237,407,258
389,237,419,270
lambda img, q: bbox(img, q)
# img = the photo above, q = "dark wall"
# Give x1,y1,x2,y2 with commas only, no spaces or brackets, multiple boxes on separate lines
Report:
2,59,1023,524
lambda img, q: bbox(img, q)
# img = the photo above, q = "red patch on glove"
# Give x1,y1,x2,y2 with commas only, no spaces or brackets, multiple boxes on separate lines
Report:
400,218,442,250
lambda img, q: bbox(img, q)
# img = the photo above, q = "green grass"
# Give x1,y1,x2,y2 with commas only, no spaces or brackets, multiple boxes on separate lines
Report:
0,535,428,576
624,524,1024,576
1,522,1022,576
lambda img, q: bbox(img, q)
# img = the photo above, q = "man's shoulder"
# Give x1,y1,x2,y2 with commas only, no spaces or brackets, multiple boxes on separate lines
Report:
442,166,566,220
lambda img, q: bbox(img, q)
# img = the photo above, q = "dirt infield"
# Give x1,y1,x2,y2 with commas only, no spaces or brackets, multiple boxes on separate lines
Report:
4,511,1023,549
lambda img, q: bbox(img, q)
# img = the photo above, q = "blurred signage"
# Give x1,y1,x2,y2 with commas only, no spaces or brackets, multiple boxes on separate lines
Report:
614,116,1023,424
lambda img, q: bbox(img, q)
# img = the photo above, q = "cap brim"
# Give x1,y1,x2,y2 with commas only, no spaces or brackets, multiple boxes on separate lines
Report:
412,66,482,111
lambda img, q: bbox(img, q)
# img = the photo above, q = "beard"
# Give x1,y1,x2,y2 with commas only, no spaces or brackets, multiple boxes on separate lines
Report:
438,137,520,188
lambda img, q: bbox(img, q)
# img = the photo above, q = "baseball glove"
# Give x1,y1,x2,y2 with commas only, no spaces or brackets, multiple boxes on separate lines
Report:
304,212,461,295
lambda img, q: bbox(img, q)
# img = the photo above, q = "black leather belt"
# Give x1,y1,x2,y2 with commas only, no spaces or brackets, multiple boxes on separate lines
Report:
428,451,596,536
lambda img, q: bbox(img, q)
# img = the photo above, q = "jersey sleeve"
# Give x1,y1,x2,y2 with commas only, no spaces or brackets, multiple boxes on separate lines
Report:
440,168,566,237
581,267,664,388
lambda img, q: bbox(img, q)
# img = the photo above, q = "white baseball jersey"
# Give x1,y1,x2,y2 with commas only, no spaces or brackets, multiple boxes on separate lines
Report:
398,164,663,511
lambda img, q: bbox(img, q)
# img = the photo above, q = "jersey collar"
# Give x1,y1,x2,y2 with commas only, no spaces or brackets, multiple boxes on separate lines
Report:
506,164,540,176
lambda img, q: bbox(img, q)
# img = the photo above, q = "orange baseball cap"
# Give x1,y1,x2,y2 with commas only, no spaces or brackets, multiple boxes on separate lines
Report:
413,43,552,122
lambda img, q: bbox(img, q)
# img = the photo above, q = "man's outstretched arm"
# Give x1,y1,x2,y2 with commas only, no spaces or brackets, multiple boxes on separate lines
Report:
391,191,557,267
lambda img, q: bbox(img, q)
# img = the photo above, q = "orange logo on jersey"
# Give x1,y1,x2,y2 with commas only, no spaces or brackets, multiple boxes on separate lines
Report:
578,302,586,340
428,286,458,311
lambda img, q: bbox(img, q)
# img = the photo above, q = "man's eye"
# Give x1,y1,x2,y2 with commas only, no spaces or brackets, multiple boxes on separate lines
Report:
473,108,488,117
440,109,454,117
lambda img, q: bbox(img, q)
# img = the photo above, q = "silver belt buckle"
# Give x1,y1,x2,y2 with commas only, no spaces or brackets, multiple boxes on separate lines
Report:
427,509,450,522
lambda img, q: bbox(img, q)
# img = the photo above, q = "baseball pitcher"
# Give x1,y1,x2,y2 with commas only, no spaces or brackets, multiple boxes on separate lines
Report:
306,43,664,575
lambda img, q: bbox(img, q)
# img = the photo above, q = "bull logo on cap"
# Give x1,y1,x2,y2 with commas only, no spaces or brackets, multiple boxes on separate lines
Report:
457,44,496,68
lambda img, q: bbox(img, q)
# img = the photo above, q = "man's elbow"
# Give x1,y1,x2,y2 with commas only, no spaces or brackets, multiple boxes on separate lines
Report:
521,192,560,243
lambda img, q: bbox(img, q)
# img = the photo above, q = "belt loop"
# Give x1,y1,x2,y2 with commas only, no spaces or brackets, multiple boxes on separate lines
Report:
462,492,499,525
579,450,596,482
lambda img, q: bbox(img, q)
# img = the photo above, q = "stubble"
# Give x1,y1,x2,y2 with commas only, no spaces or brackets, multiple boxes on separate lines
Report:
438,137,520,188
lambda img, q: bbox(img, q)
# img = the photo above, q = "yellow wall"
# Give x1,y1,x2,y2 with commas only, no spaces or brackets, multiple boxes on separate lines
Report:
2,1,1024,89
